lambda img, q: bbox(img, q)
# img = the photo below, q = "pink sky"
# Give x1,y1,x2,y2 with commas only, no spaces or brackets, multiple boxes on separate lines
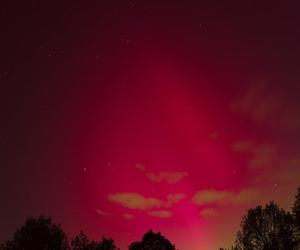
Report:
1,2,299,250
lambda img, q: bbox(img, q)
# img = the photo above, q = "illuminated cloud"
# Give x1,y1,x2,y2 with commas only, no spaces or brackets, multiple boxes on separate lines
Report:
108,192,186,210
147,210,173,218
231,140,277,170
231,79,280,122
278,158,300,179
249,156,300,210
249,144,277,170
134,163,188,184
192,189,260,206
233,189,261,204
122,213,135,220
199,208,217,218
134,163,146,171
246,155,300,210
231,140,253,153
232,79,300,132
209,130,221,140
95,209,111,216
146,171,188,184
280,108,300,130
165,193,186,207
192,190,227,205
107,193,163,210
261,157,300,185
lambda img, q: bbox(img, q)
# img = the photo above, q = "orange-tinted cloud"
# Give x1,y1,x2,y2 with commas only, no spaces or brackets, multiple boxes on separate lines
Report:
134,163,188,184
147,210,173,218
255,157,300,187
249,143,277,170
199,208,217,218
95,209,111,216
209,130,222,140
231,78,280,122
192,190,227,205
108,192,186,210
192,189,260,206
134,163,146,171
146,171,188,184
231,140,253,153
280,108,300,130
122,213,135,220
231,78,300,132
277,158,300,181
231,141,278,170
165,193,186,207
107,193,163,210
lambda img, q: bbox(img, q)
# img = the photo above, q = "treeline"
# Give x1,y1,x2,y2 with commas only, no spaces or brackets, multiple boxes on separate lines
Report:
221,187,300,250
0,217,176,250
1,187,300,250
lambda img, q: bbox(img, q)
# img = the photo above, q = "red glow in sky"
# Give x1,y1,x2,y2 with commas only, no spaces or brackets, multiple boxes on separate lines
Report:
1,2,300,250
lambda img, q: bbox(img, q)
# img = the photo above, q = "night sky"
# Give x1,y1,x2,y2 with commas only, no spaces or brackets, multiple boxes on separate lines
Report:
1,1,300,249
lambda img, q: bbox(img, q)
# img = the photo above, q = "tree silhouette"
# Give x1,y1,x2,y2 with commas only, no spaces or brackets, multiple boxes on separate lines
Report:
71,231,119,250
228,202,299,250
96,237,118,250
89,237,119,250
219,247,238,250
293,187,300,227
0,215,69,250
71,231,90,250
128,230,176,250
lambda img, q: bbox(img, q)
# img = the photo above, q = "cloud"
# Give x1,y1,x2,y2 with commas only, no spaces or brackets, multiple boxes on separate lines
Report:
231,140,253,153
107,193,163,210
231,140,278,170
248,157,300,210
233,189,261,204
192,190,227,205
199,208,217,218
147,210,173,218
95,209,111,216
134,163,188,184
257,157,300,185
122,213,135,220
248,144,277,170
108,192,186,211
192,189,260,206
280,108,300,130
146,171,188,184
231,78,280,122
165,193,186,207
232,78,300,131
134,163,146,171
210,130,221,140
278,158,300,179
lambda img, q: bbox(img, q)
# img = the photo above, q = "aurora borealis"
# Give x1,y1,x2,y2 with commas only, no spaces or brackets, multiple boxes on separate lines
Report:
1,1,300,249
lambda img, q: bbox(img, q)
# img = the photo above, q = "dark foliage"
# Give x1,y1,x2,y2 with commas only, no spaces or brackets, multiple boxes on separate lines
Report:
0,215,68,250
128,230,176,250
71,231,119,250
3,187,300,250
221,187,300,250
71,231,90,250
293,187,300,227
235,202,298,249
